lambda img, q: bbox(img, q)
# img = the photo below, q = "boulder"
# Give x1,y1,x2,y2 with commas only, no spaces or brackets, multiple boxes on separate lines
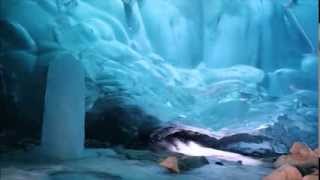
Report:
303,175,319,180
312,170,319,175
177,156,209,171
313,148,320,157
160,156,180,173
264,165,303,180
275,143,318,168
275,154,318,169
160,155,209,174
290,142,314,156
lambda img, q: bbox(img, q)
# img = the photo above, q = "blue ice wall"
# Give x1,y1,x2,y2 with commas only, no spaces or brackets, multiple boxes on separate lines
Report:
0,0,318,149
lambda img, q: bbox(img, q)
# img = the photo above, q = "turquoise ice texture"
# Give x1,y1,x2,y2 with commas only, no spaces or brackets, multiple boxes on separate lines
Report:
0,0,318,151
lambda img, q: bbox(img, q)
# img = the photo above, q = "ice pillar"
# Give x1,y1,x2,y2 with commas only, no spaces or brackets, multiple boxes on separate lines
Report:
41,53,85,159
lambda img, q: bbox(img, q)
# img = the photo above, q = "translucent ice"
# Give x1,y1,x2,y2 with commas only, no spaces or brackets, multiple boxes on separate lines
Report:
0,19,36,51
0,0,317,152
41,53,85,159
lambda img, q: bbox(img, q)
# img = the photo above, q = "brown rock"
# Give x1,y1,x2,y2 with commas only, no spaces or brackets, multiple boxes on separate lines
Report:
313,148,320,158
160,156,180,173
290,142,316,159
275,143,318,168
159,155,209,173
264,165,303,180
275,155,314,167
311,169,319,175
302,175,319,180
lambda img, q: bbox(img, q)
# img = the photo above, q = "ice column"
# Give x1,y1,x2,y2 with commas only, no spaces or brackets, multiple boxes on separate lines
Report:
41,53,85,159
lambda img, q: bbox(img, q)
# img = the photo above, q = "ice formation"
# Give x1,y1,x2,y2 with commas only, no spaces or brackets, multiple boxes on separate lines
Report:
41,53,85,159
0,0,318,157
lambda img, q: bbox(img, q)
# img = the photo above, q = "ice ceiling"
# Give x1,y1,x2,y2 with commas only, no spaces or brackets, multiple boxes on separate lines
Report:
0,0,318,151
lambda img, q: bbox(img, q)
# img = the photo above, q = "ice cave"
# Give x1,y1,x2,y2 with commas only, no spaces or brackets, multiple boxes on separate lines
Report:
0,0,318,179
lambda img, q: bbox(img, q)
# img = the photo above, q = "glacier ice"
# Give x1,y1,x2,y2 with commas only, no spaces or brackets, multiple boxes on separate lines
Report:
140,0,203,67
0,0,318,154
41,53,85,159
0,19,37,51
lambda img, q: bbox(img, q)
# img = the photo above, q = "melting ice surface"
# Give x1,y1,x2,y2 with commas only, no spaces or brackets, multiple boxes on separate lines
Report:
0,0,318,154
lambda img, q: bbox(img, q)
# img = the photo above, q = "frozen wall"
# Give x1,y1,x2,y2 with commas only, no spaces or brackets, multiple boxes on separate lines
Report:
140,0,203,67
202,0,316,70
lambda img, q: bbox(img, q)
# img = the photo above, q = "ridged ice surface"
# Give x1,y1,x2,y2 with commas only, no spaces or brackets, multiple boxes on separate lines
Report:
0,0,318,150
